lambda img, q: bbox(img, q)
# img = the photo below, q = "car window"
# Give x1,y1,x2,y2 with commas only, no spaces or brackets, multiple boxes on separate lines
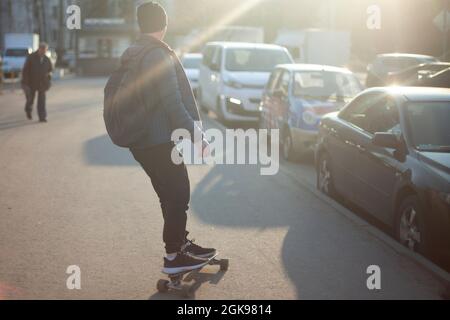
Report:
341,94,400,135
225,48,291,72
293,71,361,102
340,93,384,131
365,98,401,135
182,56,202,69
279,71,291,95
211,47,222,68
406,101,450,150
5,49,30,57
202,46,215,67
266,69,283,95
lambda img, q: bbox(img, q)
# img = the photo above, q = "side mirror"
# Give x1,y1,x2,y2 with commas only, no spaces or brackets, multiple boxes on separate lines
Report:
372,132,399,149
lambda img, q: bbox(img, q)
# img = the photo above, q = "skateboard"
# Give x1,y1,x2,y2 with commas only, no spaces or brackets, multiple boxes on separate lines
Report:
156,254,229,298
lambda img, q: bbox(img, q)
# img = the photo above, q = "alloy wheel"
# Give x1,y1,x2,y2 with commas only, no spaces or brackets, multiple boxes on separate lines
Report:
399,206,421,251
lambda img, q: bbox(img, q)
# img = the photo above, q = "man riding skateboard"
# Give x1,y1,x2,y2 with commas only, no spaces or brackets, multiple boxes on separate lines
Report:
123,2,216,275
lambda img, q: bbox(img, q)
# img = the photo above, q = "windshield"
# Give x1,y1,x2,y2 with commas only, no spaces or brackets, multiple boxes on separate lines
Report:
293,71,362,101
381,57,439,73
5,49,30,57
182,56,202,69
406,101,450,152
225,48,291,72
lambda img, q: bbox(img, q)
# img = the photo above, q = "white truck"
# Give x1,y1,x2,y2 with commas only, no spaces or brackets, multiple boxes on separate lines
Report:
2,33,39,78
275,29,351,67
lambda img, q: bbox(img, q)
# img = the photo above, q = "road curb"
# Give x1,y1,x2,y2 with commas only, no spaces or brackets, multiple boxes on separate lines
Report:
280,164,450,287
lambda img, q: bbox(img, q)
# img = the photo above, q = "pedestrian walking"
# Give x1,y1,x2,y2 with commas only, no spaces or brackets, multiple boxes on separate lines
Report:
21,42,53,122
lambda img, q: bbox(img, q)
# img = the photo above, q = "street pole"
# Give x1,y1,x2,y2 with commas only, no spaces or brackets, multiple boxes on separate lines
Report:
57,0,65,67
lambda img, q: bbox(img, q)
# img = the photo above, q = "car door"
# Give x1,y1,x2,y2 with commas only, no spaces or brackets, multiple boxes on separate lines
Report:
261,68,283,129
199,45,216,110
328,93,383,203
275,70,292,129
209,47,223,112
352,97,405,225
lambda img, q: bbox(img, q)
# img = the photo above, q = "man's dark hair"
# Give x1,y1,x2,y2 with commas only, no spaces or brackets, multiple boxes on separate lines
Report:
137,1,167,33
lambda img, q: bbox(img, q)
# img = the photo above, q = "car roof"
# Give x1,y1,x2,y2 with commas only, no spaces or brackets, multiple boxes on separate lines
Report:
376,53,437,60
205,41,286,50
364,87,450,102
276,63,353,74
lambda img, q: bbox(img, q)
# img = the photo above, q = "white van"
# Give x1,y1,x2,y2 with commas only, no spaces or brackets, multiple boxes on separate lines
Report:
198,42,293,122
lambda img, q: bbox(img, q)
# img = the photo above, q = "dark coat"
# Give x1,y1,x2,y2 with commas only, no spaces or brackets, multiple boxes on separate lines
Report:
121,35,202,149
21,51,53,91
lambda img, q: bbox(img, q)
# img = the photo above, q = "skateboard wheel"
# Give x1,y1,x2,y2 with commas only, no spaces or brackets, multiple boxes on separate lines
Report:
220,259,229,271
157,279,169,293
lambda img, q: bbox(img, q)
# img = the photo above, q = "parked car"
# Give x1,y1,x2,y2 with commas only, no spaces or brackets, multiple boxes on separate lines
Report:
260,64,363,160
385,62,450,87
181,53,202,97
316,87,450,269
198,42,293,122
366,53,439,87
417,66,450,88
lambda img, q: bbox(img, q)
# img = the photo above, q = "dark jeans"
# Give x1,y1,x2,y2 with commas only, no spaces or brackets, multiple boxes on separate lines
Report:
24,87,46,120
131,142,190,254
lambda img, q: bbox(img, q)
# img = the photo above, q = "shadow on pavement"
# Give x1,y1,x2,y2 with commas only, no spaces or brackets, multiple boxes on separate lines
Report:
190,162,444,299
0,118,37,132
83,134,137,166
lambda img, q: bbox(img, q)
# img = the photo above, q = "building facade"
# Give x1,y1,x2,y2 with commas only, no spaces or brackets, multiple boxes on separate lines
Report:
0,0,74,53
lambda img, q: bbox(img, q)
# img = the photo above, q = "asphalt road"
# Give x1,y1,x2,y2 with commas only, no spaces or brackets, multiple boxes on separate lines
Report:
0,77,447,299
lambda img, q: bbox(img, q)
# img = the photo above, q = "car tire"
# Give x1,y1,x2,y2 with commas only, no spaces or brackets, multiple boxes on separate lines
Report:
316,151,336,197
281,129,297,161
395,195,429,256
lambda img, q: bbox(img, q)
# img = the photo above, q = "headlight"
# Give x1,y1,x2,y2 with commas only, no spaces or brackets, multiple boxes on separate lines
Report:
224,79,243,89
228,97,242,105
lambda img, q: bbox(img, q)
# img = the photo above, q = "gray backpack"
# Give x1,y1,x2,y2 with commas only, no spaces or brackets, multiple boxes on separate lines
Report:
103,44,161,148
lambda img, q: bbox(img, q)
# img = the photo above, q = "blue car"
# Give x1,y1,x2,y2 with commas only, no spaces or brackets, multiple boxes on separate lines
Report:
259,64,363,160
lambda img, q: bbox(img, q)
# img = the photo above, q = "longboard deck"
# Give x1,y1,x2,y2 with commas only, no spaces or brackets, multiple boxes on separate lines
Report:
162,253,219,277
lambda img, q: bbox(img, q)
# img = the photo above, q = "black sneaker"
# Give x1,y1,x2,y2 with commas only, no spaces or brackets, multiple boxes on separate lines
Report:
26,112,32,120
162,252,209,275
182,232,217,259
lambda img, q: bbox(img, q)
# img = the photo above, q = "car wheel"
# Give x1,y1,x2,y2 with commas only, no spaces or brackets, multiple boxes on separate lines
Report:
395,195,428,255
316,152,336,197
281,129,297,161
